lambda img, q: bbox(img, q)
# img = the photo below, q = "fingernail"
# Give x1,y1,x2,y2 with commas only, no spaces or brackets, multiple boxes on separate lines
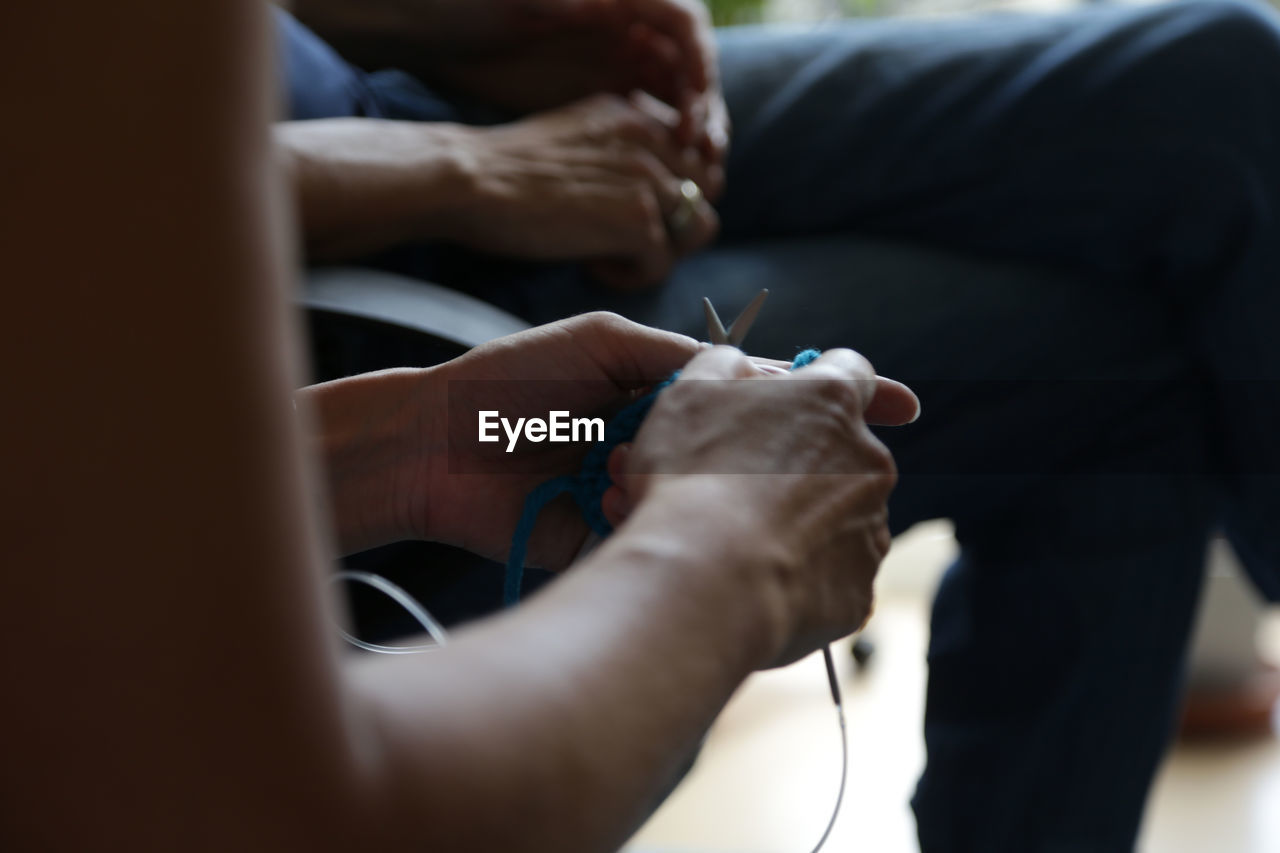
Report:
909,396,922,423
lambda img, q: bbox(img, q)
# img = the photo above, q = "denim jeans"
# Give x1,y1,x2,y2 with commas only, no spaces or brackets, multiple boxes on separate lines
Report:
324,2,1280,849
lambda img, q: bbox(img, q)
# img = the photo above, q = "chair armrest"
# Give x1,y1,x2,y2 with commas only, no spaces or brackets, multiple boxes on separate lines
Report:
301,266,529,350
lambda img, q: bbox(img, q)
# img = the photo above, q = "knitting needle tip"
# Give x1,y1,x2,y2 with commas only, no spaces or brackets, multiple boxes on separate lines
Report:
703,297,729,345
727,288,769,347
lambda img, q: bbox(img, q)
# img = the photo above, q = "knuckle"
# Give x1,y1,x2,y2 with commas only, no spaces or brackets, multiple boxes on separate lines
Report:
835,347,876,380
865,439,899,492
613,105,651,133
617,149,648,177
629,186,662,225
620,116,665,149
813,376,861,411
622,149,662,183
590,92,628,112
576,310,632,336
615,114,646,138
873,521,893,559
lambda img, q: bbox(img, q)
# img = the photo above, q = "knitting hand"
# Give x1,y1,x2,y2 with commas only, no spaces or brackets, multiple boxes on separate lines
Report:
400,0,728,179
412,312,704,567
450,93,719,290
605,345,919,668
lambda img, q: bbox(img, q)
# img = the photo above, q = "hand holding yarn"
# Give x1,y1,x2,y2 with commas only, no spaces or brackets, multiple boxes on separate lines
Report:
603,345,919,668
413,312,702,569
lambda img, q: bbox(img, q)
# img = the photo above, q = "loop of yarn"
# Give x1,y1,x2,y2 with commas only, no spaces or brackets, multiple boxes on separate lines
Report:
504,348,821,606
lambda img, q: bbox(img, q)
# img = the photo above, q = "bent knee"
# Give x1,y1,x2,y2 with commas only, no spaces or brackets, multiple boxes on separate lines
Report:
1162,0,1280,81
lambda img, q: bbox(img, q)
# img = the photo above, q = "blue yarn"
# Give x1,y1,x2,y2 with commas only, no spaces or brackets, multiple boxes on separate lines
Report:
792,348,821,369
504,349,821,606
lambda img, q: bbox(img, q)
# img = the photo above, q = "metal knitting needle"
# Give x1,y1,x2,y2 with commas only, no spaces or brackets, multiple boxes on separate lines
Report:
701,291,844,713
727,288,769,347
703,292,847,850
702,297,730,345
702,288,769,347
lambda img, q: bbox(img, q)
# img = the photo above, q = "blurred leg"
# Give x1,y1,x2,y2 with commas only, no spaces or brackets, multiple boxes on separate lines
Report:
714,2,1280,595
706,7,1280,848
917,475,1214,853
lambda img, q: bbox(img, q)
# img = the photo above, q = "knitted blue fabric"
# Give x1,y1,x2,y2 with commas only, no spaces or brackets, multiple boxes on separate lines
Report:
503,348,821,606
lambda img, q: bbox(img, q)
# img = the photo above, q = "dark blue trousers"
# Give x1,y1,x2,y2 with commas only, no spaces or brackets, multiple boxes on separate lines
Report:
305,2,1280,849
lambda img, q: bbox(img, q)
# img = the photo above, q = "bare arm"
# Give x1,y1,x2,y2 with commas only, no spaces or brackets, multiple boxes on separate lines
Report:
276,96,719,281
276,118,473,260
1,2,749,849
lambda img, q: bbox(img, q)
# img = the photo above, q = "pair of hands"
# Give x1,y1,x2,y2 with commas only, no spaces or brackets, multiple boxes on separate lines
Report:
407,0,728,289
418,0,728,162
334,313,919,667
449,93,721,290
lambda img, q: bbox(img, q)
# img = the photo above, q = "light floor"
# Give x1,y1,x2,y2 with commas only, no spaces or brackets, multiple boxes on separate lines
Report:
625,522,1280,853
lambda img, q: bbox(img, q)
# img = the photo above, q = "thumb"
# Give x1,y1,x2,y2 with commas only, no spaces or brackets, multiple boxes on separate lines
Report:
789,347,879,412
568,312,700,389
791,348,921,426
865,377,921,427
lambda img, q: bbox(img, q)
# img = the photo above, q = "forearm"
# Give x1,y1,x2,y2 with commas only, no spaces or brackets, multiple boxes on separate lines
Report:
351,481,784,852
276,119,473,261
297,368,428,554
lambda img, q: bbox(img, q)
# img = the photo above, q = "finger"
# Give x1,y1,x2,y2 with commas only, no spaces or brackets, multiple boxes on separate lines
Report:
863,377,922,427
578,169,670,290
607,442,633,485
621,0,712,92
697,94,730,200
625,33,706,151
790,347,879,412
661,187,719,255
625,29,686,109
702,92,730,163
603,444,636,526
558,311,701,388
631,25,683,75
749,356,792,374
677,344,759,381
625,92,713,190
627,88,681,130
545,171,669,260
592,177,672,276
601,484,631,529
676,87,709,148
629,182,677,281
658,89,725,195
623,148,717,254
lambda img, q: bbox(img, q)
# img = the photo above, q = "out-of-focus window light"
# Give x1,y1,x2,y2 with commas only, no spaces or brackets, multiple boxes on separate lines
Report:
707,0,1183,26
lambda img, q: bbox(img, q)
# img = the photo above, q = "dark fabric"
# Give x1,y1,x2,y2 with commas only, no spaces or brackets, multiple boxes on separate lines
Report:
275,8,459,122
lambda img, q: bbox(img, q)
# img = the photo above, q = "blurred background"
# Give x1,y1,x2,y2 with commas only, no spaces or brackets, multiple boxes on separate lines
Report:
619,3,1280,851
